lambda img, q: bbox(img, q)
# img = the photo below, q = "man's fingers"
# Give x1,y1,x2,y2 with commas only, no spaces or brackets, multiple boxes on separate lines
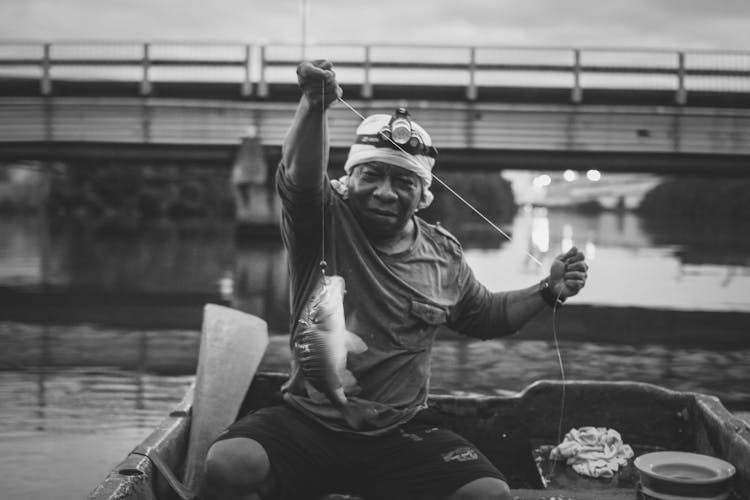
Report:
311,59,333,70
566,252,586,263
563,270,587,281
556,246,580,263
297,61,335,83
564,279,586,292
564,260,588,272
297,60,340,106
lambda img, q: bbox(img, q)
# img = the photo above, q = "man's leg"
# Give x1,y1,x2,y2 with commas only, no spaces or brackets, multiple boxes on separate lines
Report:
202,437,276,500
443,477,511,500
350,421,511,500
200,405,351,500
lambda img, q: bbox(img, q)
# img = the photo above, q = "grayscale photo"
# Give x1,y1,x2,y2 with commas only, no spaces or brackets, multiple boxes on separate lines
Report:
0,1,748,499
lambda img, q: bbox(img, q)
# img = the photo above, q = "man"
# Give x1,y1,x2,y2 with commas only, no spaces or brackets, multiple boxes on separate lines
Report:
203,60,588,500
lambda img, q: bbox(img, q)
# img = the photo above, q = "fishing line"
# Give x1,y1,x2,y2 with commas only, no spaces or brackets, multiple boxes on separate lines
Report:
319,82,328,280
337,97,542,266
549,287,566,479
336,93,568,469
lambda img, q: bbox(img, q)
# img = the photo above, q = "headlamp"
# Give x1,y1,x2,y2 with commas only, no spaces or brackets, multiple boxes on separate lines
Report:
388,108,413,145
354,108,438,159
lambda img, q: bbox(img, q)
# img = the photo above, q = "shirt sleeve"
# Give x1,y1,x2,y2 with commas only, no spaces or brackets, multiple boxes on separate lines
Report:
276,162,339,259
447,257,517,340
276,161,326,243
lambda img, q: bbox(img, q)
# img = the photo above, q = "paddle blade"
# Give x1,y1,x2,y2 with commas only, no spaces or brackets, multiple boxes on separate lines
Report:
182,304,269,492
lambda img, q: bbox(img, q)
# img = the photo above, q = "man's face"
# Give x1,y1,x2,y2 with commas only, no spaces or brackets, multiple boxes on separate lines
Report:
347,162,423,240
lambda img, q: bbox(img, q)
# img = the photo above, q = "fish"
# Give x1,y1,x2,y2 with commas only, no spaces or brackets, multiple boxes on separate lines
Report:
294,275,368,427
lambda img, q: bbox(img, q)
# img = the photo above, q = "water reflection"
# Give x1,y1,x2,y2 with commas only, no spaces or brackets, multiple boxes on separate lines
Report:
45,217,236,292
3,321,748,499
254,336,750,411
0,322,196,435
2,210,750,333
531,208,550,253
2,203,750,499
2,325,749,436
234,240,289,333
643,216,750,266
457,208,750,312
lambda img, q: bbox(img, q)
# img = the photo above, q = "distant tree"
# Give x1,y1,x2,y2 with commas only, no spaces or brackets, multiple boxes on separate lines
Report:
419,171,518,229
639,177,750,219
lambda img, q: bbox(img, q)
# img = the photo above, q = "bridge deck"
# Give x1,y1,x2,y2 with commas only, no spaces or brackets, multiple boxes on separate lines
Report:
1,94,749,173
2,42,749,172
2,78,750,109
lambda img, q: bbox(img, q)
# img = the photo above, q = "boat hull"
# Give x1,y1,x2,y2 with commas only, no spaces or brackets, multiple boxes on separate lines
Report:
89,372,750,500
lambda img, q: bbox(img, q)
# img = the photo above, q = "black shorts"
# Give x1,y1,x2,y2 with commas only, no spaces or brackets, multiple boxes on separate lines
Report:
214,404,507,500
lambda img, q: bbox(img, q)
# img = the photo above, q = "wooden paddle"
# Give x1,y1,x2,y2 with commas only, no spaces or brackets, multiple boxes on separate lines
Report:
181,303,269,494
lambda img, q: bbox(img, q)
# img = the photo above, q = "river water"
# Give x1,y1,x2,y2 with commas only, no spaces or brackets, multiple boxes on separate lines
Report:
1,199,750,499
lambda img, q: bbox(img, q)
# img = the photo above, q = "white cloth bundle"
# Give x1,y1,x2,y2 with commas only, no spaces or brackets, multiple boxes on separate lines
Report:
550,426,634,478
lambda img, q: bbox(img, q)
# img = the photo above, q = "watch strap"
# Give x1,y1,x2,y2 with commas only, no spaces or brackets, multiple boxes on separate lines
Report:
539,278,565,308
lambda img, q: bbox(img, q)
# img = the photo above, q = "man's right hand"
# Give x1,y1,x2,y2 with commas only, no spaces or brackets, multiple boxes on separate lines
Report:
296,60,342,108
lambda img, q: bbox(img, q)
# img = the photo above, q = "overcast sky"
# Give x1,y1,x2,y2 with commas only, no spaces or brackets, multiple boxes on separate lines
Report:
1,0,749,50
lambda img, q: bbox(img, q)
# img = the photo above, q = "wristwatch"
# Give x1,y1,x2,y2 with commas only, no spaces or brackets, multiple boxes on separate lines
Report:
539,278,565,308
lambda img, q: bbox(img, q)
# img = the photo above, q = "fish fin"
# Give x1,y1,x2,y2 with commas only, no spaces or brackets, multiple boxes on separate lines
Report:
340,404,366,430
331,386,348,407
304,381,329,404
340,368,362,396
344,330,368,354
307,380,365,429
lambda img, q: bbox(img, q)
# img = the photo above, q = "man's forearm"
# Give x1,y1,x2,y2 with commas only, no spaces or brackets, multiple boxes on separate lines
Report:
281,95,329,189
463,283,550,340
496,282,550,333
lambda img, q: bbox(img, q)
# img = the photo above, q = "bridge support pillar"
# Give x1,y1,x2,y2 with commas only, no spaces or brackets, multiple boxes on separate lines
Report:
231,127,279,237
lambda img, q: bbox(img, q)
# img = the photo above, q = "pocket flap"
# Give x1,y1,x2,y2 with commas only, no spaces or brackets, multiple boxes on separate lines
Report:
410,300,447,325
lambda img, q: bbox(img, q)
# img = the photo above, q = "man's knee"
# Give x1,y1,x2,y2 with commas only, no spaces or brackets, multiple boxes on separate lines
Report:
445,477,511,500
202,438,273,498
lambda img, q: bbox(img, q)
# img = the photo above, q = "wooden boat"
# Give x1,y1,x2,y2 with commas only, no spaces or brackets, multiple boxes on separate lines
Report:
89,306,750,500
89,373,750,500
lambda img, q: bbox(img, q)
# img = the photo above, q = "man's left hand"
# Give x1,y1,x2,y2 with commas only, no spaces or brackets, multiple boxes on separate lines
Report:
549,246,588,300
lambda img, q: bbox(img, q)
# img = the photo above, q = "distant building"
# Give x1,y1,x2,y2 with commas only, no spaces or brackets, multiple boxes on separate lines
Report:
504,170,663,210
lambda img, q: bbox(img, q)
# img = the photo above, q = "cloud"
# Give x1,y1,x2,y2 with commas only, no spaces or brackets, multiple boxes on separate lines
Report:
0,0,747,49
420,0,750,48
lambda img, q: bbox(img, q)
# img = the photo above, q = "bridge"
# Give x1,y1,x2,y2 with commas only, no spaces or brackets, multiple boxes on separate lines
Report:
1,41,750,174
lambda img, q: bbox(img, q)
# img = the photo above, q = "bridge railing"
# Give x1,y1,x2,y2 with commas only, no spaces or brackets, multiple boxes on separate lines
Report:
1,41,749,103
0,41,253,96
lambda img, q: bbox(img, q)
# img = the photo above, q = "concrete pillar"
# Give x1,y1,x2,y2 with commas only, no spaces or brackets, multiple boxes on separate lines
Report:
466,47,477,101
231,127,279,234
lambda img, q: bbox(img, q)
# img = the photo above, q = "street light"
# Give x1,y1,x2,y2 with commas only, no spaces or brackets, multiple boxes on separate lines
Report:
586,169,601,181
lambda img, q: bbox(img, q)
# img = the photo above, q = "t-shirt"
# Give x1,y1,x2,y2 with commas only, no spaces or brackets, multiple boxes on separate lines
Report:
277,163,514,435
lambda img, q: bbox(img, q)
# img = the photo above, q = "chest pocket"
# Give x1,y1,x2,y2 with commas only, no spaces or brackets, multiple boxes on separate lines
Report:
394,300,447,352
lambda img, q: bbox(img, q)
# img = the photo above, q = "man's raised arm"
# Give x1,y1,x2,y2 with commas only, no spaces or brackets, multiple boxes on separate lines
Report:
281,60,342,190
